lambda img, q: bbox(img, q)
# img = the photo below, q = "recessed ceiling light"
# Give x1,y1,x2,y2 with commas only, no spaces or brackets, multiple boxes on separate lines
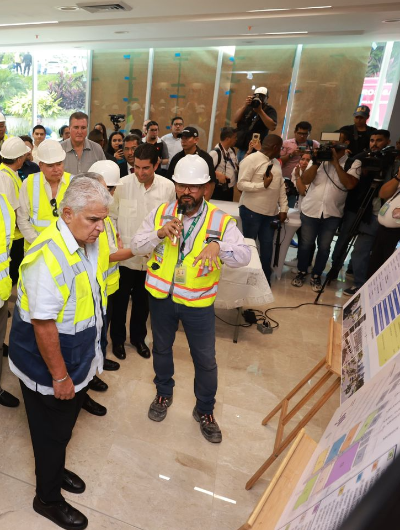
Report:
56,5,80,10
0,20,59,27
382,18,400,23
114,30,129,34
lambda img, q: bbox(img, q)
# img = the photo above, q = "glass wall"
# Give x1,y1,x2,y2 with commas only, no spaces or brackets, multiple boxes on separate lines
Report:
0,49,89,139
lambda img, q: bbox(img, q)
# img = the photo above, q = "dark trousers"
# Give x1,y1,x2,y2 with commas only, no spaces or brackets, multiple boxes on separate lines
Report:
212,185,234,202
110,267,149,346
20,382,87,502
149,295,217,414
367,224,400,279
10,238,24,285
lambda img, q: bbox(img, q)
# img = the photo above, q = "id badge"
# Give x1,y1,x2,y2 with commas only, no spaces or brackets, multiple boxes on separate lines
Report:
174,265,187,284
379,203,390,217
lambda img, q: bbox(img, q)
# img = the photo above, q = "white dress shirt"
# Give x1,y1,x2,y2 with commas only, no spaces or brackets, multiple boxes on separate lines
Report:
110,173,176,270
9,218,104,395
0,171,18,210
301,155,357,219
209,144,238,188
161,133,182,168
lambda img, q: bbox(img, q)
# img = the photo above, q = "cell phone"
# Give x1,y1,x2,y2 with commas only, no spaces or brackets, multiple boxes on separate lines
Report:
252,133,260,142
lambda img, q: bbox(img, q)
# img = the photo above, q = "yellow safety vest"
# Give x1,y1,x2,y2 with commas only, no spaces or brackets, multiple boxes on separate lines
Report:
145,201,233,307
0,194,15,301
17,221,107,325
102,217,120,296
24,171,72,251
0,133,12,149
0,163,22,240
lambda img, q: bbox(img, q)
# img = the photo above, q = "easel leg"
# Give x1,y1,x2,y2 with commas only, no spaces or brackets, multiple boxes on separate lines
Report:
233,307,242,343
246,453,278,490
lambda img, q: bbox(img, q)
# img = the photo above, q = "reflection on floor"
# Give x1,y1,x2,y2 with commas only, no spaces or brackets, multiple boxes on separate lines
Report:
0,255,352,530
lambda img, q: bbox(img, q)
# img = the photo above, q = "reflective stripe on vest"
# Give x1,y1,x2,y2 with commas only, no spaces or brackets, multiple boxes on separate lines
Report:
0,194,15,301
102,217,120,296
0,164,22,240
145,201,233,307
27,172,72,229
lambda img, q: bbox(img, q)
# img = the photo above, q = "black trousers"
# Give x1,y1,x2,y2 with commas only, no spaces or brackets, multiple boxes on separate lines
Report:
10,238,24,285
20,381,87,502
212,185,234,202
367,224,400,279
110,267,149,346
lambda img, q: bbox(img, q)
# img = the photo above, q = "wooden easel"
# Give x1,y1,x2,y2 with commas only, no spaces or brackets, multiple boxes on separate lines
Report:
239,430,317,530
246,318,341,490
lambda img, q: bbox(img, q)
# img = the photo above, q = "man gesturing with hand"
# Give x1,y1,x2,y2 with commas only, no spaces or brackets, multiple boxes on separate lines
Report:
131,154,250,443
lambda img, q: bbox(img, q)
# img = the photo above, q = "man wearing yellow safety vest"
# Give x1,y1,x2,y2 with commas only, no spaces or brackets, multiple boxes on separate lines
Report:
18,139,72,251
131,155,251,443
0,193,19,408
0,112,13,149
0,137,30,284
9,176,112,530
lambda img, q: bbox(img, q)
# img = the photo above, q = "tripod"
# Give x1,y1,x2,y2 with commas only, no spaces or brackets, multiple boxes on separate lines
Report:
314,178,383,304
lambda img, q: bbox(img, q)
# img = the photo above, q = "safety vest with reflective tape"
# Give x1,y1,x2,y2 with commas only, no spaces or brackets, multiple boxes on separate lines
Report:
145,200,233,307
0,133,12,149
9,221,107,387
0,163,22,239
0,194,15,301
24,171,72,251
101,217,120,296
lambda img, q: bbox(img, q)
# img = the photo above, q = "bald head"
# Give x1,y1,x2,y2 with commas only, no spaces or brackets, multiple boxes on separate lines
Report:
261,134,283,158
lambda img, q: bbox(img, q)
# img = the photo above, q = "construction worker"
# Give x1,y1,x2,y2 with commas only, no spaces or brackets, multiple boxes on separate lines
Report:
131,155,251,443
0,137,30,284
18,139,72,251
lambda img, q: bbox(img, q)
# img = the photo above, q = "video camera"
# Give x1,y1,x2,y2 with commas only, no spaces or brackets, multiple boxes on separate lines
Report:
314,132,348,162
362,146,400,173
109,114,125,132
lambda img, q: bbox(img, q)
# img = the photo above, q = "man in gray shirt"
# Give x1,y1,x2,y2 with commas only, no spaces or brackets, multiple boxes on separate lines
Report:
61,112,105,174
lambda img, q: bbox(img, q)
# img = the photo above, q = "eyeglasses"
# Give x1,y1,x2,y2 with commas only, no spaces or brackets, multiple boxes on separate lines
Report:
50,198,59,217
296,132,309,137
175,184,203,192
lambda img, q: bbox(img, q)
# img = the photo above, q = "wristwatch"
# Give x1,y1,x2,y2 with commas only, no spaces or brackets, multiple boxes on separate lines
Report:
206,237,220,245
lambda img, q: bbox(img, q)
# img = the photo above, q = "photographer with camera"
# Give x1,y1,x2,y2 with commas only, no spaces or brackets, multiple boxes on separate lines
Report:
209,127,238,202
234,87,277,163
292,131,356,292
339,105,377,157
238,134,288,285
330,130,397,295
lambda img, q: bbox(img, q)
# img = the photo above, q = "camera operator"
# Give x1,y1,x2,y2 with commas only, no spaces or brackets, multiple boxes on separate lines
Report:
234,87,277,163
209,127,238,202
330,130,395,296
237,134,288,285
367,166,400,278
292,131,356,292
339,105,377,157
281,121,320,179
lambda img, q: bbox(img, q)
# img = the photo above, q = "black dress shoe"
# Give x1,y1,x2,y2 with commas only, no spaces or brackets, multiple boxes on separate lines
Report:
81,394,107,416
103,358,120,371
2,343,8,357
87,375,108,392
112,343,126,360
62,469,86,494
131,341,151,359
0,389,20,408
33,496,88,530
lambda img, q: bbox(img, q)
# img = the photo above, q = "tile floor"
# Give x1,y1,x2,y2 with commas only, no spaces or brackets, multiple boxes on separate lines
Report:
0,249,353,530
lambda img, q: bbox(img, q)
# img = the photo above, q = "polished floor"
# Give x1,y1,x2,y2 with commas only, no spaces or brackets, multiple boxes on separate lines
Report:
0,249,352,530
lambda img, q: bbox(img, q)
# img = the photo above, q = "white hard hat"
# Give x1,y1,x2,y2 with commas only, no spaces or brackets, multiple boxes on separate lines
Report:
254,87,268,96
0,137,30,159
0,112,5,123
172,155,211,185
89,160,122,186
37,139,66,164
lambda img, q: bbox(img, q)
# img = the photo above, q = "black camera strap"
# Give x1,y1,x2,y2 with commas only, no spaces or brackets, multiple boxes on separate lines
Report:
322,161,348,192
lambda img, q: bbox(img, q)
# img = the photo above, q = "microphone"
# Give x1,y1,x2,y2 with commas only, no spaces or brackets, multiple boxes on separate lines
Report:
172,204,186,246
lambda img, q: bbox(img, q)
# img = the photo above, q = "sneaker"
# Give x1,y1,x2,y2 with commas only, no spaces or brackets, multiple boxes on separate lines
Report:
148,395,173,422
193,407,222,443
343,286,359,297
291,272,307,287
310,275,322,292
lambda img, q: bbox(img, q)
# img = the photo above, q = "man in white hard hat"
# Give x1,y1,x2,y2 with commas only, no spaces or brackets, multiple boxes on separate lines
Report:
234,86,277,162
131,154,251,443
0,137,30,284
0,112,12,149
109,143,176,362
18,139,72,252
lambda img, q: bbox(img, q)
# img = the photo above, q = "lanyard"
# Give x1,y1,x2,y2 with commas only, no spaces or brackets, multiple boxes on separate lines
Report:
179,214,201,262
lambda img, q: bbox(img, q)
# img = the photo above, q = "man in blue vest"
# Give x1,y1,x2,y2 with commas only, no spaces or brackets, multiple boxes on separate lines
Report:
9,176,112,530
